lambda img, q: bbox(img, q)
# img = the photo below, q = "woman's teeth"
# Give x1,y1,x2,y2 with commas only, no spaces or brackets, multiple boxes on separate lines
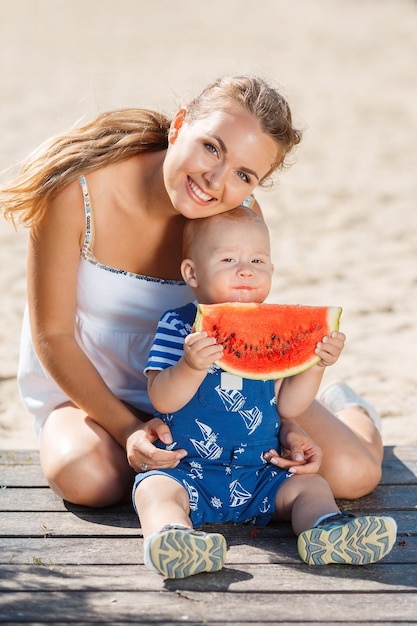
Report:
189,179,214,202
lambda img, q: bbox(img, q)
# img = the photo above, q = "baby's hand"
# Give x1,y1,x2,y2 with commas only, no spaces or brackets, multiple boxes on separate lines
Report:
184,332,223,371
315,331,346,367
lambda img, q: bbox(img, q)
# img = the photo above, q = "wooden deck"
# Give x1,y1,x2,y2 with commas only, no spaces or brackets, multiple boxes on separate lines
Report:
1,446,416,625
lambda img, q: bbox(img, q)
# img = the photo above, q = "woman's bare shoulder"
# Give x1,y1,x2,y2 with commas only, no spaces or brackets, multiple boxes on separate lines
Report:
34,179,85,251
51,178,84,208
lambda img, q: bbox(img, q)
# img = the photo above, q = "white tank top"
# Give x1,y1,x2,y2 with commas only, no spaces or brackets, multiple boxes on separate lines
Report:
18,176,193,436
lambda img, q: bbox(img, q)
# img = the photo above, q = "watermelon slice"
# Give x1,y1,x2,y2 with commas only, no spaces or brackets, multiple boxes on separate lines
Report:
194,302,342,380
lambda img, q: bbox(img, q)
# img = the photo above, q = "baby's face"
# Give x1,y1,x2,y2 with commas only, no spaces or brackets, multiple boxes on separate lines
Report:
190,218,273,304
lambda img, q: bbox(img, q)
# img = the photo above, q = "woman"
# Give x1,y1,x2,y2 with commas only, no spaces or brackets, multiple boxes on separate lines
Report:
1,75,382,507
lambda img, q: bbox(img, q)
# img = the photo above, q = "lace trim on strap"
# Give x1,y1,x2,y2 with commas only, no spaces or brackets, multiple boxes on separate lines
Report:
79,176,96,261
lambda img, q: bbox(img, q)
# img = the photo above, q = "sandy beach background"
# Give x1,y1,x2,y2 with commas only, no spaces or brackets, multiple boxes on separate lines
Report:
0,0,416,449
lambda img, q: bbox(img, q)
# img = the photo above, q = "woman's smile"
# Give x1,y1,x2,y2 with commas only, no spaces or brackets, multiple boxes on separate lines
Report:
187,177,215,204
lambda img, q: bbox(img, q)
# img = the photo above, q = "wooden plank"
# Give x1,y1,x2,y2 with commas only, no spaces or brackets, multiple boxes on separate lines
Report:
1,563,417,592
383,445,417,463
1,590,417,623
0,615,416,626
337,484,417,510
1,445,416,488
0,489,94,512
1,466,48,487
0,446,416,626
381,445,417,481
2,481,417,512
0,491,137,517
1,535,416,566
1,498,416,534
0,450,40,464
1,445,416,469
0,511,141,536
0,508,415,538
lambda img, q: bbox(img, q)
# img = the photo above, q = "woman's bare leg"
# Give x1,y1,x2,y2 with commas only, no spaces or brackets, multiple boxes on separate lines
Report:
40,404,135,507
296,399,383,499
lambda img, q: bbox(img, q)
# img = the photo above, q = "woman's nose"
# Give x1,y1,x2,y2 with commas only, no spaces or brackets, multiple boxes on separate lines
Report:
204,165,226,189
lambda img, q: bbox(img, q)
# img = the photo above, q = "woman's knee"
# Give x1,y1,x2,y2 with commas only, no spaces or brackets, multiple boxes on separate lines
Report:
321,449,382,500
40,410,133,506
345,457,382,499
40,442,132,506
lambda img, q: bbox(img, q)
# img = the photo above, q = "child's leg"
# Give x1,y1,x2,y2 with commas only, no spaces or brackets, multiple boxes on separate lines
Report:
135,475,226,578
135,474,192,538
275,474,397,566
274,474,339,536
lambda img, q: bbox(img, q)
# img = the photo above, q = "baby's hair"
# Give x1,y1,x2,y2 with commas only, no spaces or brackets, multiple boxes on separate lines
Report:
182,206,269,259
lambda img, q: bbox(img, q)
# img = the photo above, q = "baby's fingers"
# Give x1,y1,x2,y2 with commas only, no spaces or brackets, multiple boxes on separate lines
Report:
329,331,346,345
184,331,208,348
315,332,346,364
319,332,345,351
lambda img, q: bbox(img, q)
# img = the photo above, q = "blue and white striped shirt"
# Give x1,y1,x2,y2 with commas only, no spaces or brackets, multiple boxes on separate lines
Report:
145,301,197,374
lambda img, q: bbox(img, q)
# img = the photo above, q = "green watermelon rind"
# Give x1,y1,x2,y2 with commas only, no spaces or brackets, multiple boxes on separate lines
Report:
195,303,342,381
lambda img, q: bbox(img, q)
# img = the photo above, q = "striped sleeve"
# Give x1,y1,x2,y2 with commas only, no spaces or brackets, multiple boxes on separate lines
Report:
145,306,194,374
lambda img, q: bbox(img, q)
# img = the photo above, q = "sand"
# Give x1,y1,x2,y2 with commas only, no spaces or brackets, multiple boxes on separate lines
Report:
1,0,416,450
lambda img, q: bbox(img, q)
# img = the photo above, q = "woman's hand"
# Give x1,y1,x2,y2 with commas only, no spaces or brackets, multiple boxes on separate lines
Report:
263,417,322,474
125,417,187,473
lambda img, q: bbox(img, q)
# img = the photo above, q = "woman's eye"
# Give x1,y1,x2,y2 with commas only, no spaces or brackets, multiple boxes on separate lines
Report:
236,171,250,183
205,143,218,156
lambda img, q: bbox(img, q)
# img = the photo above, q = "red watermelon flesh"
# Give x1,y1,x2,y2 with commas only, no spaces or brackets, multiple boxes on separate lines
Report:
194,302,342,380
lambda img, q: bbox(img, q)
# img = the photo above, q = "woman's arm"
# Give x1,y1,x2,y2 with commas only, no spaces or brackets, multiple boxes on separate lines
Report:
27,182,172,459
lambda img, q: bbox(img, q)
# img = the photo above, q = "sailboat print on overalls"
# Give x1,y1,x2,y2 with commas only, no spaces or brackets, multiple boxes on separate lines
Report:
190,420,224,460
229,479,252,507
215,383,263,435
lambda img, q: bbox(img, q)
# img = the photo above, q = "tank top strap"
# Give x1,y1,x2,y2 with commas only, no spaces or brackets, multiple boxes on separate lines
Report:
79,176,95,259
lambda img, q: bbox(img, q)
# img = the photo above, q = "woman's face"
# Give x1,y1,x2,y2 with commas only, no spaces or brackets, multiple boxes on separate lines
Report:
163,106,279,219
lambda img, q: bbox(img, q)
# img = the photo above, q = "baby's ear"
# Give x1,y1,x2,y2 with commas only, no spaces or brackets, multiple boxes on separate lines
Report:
181,258,198,287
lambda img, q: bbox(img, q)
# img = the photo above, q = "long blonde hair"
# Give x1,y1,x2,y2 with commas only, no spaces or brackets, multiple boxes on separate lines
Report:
1,109,170,227
1,75,301,228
